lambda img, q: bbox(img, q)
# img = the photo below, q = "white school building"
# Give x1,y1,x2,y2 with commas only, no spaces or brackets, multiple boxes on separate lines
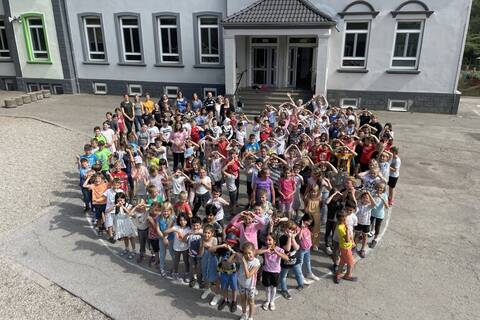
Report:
0,0,472,113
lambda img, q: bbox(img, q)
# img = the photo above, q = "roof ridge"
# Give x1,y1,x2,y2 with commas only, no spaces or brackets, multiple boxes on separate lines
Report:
224,0,268,21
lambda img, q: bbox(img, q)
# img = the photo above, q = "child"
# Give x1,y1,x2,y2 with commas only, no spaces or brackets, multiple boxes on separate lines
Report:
199,224,222,306
164,213,191,282
186,216,203,287
111,192,138,259
158,202,176,277
325,189,344,255
279,221,306,300
291,165,304,220
297,214,320,281
203,205,224,243
147,202,163,267
171,169,192,204
355,191,375,258
78,157,92,212
278,168,296,219
334,212,357,283
82,173,108,234
173,191,193,218
146,184,164,206
103,178,123,242
236,242,261,320
388,146,401,206
230,211,266,250
303,185,321,251
206,188,229,226
257,233,288,311
216,242,238,313
132,200,150,263
369,183,389,248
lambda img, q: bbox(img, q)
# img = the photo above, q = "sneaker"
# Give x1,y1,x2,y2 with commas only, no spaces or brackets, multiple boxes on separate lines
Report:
307,273,320,281
210,294,221,306
128,251,135,260
370,240,377,249
120,249,128,256
359,250,366,258
367,231,374,238
333,275,340,284
312,245,319,252
303,278,314,285
108,237,116,244
193,282,200,289
281,290,292,300
239,314,248,320
182,278,190,285
296,285,304,291
217,298,227,311
325,246,333,255
201,288,211,300
269,302,276,311
331,264,338,274
229,300,237,313
84,206,90,212
159,269,167,277
189,278,197,288
262,301,269,311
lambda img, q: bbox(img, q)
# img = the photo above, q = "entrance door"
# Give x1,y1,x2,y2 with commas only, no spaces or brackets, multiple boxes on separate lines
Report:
288,47,313,89
252,47,276,86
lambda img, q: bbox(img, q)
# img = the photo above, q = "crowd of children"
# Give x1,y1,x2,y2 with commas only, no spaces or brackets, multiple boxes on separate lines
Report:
78,91,401,320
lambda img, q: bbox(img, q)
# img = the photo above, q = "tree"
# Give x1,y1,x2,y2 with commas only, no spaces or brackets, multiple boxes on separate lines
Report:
463,0,480,66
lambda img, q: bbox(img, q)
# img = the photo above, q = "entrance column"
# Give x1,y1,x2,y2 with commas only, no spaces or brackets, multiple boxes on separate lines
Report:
224,34,236,96
314,32,331,96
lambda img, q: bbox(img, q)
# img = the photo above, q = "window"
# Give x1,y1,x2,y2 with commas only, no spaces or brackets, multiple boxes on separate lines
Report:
165,86,179,98
0,19,10,58
28,83,40,92
342,21,370,68
52,85,64,94
388,99,408,112
128,84,142,96
41,84,51,91
341,98,359,109
203,87,217,97
198,16,220,64
93,82,107,95
83,16,105,61
22,14,50,63
157,16,179,63
391,21,423,69
5,80,16,91
118,15,143,62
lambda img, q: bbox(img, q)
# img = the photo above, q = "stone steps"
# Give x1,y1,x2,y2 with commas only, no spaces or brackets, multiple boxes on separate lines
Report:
3,90,51,108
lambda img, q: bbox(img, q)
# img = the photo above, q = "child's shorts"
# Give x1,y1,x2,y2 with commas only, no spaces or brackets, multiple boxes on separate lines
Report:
355,224,370,234
92,204,106,220
339,248,354,266
261,271,279,287
220,272,238,291
388,176,398,188
239,286,256,299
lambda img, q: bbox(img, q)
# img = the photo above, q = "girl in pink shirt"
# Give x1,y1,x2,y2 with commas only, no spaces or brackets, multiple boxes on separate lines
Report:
298,214,320,281
278,168,296,219
230,210,266,250
257,233,289,311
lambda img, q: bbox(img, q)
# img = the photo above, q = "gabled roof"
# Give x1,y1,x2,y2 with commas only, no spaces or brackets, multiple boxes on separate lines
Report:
223,0,335,28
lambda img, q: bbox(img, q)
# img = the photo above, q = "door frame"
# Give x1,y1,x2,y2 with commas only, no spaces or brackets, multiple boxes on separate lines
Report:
286,36,317,89
248,37,279,86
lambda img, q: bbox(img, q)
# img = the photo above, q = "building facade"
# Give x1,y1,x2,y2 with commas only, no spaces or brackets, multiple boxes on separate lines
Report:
0,0,472,113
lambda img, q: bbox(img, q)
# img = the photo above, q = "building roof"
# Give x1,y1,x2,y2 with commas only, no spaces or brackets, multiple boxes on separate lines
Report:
223,0,335,28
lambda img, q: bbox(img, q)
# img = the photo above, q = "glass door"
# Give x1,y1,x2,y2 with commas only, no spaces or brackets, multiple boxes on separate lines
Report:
252,47,276,86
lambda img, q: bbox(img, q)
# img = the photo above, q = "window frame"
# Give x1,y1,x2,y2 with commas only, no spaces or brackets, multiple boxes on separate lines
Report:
203,87,217,98
388,99,409,112
78,13,108,64
0,17,11,59
93,82,107,95
114,13,145,65
341,20,371,69
21,13,51,64
128,84,143,96
341,98,360,109
193,12,223,68
153,12,183,66
390,20,424,70
164,86,179,99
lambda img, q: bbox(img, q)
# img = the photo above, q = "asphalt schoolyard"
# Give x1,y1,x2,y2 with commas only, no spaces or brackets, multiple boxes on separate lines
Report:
0,94,479,320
